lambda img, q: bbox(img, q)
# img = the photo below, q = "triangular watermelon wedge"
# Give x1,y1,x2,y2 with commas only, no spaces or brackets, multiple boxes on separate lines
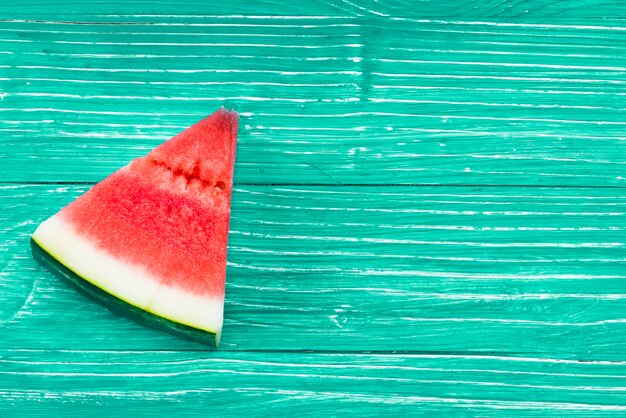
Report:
31,108,239,347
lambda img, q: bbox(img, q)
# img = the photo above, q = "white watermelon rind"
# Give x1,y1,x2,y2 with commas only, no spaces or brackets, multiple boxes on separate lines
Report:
31,214,223,347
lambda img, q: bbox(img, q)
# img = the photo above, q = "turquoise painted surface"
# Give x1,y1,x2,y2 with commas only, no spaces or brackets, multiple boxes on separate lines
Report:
2,0,626,415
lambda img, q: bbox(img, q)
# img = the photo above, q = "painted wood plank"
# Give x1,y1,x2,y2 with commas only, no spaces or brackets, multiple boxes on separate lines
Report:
1,0,625,19
0,0,356,19
3,184,626,356
3,349,626,416
2,17,626,186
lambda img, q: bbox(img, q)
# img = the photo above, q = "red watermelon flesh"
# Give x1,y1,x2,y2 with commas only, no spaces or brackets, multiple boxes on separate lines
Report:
31,108,239,345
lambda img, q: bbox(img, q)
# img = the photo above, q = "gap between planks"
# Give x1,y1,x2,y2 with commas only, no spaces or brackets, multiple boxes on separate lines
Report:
2,182,626,189
0,348,618,362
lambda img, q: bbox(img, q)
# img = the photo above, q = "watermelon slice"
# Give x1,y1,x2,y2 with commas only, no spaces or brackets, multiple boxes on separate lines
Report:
31,108,239,347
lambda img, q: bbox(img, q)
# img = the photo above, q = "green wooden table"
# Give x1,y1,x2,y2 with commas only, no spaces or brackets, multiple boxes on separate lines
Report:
2,0,626,415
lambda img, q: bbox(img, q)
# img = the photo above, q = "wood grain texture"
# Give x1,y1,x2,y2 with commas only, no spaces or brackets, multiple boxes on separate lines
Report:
2,184,626,355
2,0,626,18
2,16,626,185
3,350,626,416
2,0,626,414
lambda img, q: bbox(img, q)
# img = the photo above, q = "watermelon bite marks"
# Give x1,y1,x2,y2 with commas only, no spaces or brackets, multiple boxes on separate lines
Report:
31,108,239,347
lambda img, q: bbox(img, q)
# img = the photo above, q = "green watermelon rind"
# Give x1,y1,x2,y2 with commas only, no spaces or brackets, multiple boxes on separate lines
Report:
31,237,219,348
